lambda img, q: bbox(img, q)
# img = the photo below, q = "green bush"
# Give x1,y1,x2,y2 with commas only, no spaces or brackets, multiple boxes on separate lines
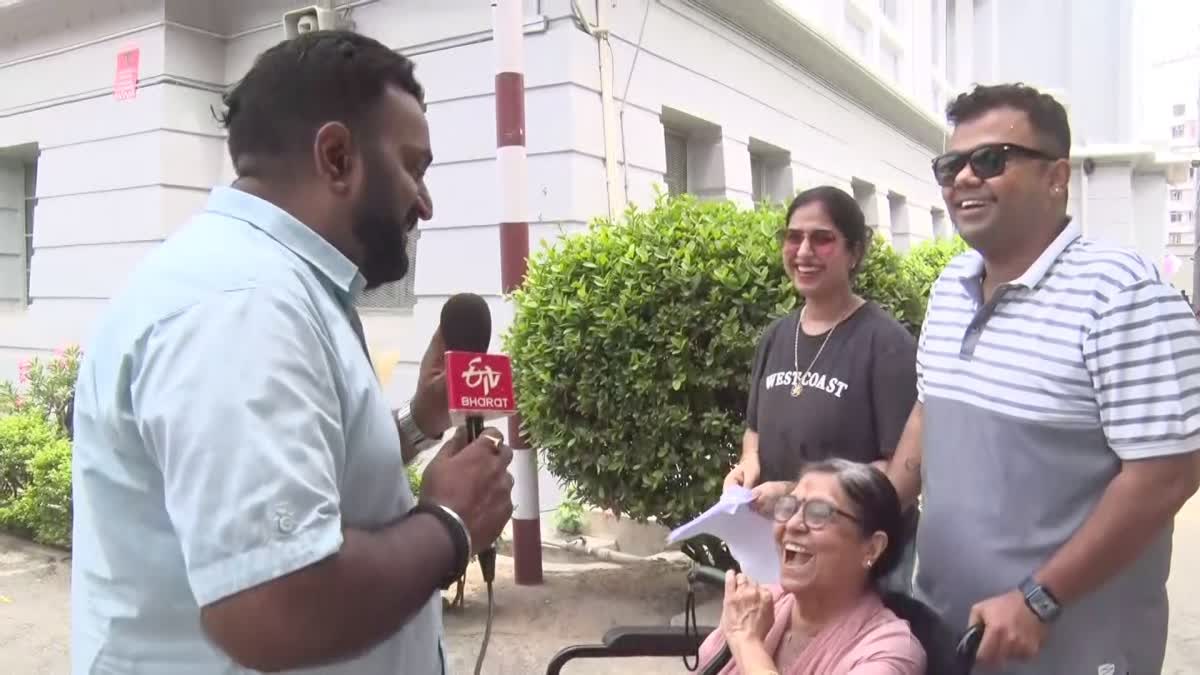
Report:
0,412,72,548
407,463,423,496
900,236,969,321
554,485,586,535
504,193,932,546
0,345,81,438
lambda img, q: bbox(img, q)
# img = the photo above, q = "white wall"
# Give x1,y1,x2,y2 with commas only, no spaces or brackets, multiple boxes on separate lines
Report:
0,0,222,380
0,0,946,390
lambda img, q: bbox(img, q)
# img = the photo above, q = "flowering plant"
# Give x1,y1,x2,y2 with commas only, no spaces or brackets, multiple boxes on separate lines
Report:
0,345,81,437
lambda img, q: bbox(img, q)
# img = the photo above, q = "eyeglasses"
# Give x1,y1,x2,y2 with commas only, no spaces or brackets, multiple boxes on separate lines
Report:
776,228,839,251
931,143,1061,187
772,496,860,529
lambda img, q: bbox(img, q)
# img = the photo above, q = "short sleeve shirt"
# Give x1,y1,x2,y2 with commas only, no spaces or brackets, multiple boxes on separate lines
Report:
747,301,918,483
914,219,1200,675
70,187,445,674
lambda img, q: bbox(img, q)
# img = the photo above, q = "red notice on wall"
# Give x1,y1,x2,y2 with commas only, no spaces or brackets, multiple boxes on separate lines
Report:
113,46,140,101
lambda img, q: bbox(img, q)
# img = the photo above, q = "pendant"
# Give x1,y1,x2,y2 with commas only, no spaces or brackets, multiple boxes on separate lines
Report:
790,383,804,398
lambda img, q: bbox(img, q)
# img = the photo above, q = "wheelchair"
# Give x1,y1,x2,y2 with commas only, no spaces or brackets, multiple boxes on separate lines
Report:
546,563,983,675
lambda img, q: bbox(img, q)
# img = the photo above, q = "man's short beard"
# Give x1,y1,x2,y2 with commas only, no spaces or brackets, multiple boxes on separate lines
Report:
352,153,412,290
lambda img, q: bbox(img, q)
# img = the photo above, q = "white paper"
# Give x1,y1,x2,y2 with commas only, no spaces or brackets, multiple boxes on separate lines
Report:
667,485,780,584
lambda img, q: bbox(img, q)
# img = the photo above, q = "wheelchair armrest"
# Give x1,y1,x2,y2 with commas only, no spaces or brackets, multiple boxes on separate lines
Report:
687,564,729,589
601,625,717,655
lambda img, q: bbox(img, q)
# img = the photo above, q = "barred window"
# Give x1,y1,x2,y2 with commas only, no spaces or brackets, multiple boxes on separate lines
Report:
356,228,419,311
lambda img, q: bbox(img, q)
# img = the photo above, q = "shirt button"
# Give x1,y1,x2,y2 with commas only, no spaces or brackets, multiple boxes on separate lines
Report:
277,514,296,534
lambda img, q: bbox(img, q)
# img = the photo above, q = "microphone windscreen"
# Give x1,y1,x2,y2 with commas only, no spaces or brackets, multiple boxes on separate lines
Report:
440,293,492,353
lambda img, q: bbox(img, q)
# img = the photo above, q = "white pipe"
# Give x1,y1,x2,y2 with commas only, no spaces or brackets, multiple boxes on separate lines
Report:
595,1,625,218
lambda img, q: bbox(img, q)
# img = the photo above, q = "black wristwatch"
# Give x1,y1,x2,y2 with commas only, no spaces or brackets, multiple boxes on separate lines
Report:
1019,575,1062,623
410,501,472,590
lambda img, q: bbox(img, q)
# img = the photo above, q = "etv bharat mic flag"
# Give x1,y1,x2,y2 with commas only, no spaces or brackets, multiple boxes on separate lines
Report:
445,351,516,425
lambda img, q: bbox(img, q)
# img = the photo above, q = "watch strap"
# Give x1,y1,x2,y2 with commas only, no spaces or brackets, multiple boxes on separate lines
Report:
396,405,437,454
410,501,472,590
1019,575,1062,623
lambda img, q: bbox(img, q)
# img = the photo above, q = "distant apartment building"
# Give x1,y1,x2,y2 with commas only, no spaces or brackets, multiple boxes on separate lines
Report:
1143,7,1200,293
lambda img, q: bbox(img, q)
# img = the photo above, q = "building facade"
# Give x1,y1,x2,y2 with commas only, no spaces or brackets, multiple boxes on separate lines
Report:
0,0,953,387
0,0,1188,508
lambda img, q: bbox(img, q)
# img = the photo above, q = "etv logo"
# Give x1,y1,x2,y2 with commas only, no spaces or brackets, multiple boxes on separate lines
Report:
445,351,516,420
461,356,502,396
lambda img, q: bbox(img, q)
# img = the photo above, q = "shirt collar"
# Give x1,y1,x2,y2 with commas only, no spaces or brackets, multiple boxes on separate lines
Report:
956,216,1081,290
204,186,366,300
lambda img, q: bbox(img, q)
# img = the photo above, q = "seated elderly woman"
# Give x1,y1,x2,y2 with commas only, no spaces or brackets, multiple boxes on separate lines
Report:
697,458,925,675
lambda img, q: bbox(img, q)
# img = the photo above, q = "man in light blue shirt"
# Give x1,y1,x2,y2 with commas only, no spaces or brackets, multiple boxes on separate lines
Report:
70,31,515,674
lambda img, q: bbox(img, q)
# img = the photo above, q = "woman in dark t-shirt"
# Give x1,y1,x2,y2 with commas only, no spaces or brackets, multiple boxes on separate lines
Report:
723,186,919,591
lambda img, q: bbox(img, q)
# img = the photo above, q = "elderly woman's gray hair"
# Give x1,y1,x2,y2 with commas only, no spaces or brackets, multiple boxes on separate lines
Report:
797,458,907,583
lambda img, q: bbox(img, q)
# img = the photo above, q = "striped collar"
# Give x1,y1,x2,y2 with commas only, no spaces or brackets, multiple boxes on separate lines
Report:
955,217,1081,291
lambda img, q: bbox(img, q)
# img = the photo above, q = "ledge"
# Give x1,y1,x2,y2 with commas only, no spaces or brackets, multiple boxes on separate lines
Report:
684,0,948,152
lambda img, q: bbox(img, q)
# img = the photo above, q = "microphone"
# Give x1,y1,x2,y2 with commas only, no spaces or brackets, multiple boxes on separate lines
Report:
440,293,515,675
439,294,516,566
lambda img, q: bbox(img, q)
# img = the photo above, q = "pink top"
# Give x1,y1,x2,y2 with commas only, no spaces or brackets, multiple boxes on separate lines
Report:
697,587,926,675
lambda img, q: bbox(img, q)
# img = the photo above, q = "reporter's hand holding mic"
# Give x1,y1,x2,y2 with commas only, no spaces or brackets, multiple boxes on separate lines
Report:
419,425,514,557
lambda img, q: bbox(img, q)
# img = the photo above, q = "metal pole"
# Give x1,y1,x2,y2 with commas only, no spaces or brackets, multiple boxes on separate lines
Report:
492,0,542,585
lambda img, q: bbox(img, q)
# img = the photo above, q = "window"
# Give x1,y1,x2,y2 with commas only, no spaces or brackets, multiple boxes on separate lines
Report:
881,44,901,82
931,208,948,239
356,229,419,310
1175,104,1187,116
660,109,723,200
930,1,943,72
845,17,868,55
23,159,34,303
663,129,688,197
1171,232,1184,245
1173,125,1186,139
0,147,37,308
946,0,957,82
748,139,793,205
1172,189,1184,201
750,155,765,203
1172,212,1184,223
878,0,899,22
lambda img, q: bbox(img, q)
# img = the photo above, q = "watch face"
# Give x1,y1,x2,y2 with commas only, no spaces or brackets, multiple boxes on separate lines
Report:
1028,588,1059,620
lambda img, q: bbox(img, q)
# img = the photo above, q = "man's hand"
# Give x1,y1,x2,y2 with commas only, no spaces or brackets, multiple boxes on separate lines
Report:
748,481,792,516
968,589,1048,669
420,427,514,552
724,455,760,489
409,327,450,439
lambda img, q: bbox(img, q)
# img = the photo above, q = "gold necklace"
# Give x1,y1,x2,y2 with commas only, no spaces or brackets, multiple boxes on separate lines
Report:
790,301,856,398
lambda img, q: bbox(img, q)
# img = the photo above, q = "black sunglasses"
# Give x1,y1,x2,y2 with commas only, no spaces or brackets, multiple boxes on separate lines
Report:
931,143,1061,187
772,496,859,529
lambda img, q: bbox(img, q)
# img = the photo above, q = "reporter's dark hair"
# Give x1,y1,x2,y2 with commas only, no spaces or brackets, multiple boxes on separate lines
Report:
797,458,906,584
945,83,1071,158
217,29,424,172
784,186,872,272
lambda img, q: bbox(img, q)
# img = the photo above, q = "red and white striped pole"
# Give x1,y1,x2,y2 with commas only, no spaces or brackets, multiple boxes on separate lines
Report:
493,0,542,586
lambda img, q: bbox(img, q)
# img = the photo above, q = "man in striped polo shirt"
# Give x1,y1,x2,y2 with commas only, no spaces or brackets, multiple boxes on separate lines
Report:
887,83,1200,674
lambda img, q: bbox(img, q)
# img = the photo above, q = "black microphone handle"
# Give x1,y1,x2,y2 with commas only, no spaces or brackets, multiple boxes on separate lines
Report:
465,415,485,443
464,414,498,582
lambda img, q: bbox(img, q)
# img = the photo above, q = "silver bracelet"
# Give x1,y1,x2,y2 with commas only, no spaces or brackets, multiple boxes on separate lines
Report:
431,502,474,559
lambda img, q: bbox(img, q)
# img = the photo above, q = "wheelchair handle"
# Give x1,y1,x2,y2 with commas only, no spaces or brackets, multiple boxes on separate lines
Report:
687,564,729,589
956,622,984,668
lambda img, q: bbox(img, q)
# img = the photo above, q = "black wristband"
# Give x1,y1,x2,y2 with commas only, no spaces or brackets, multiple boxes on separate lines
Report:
410,501,472,590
